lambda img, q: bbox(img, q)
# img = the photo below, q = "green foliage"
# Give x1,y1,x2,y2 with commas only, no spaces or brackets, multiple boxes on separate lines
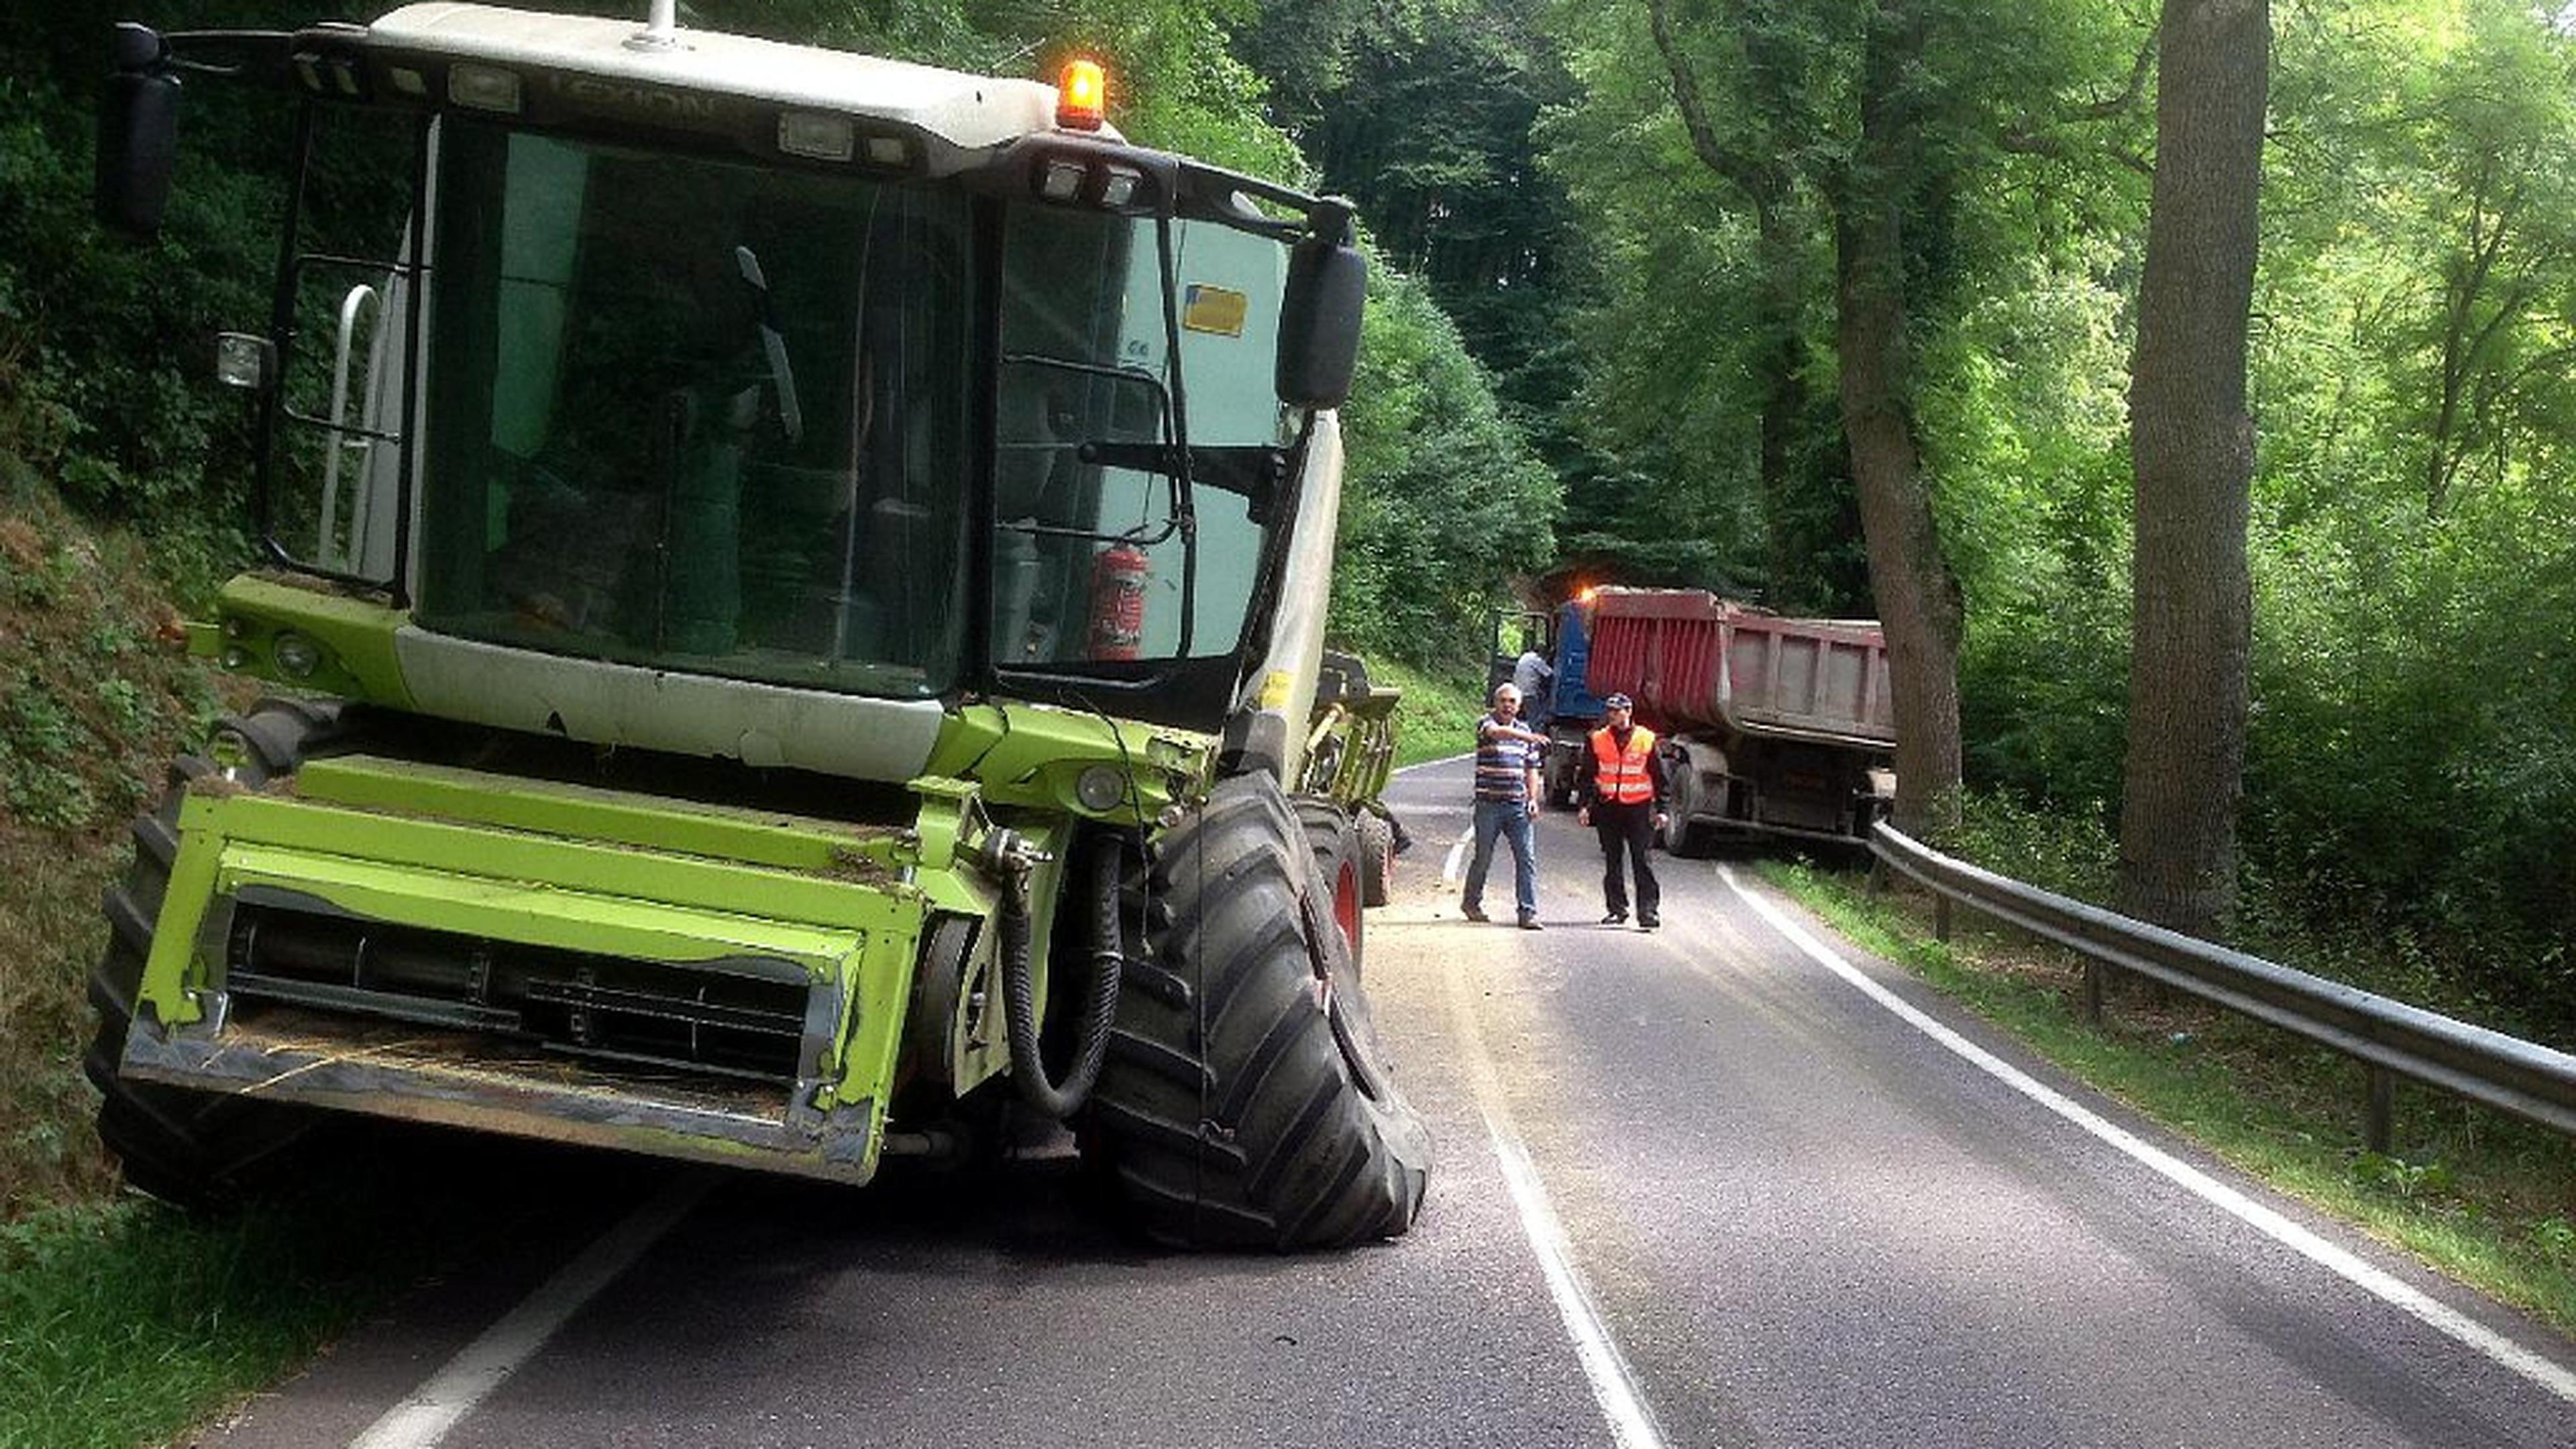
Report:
2535,1216,2576,1265
1333,262,1561,664
1941,788,2118,904
2349,1150,2459,1201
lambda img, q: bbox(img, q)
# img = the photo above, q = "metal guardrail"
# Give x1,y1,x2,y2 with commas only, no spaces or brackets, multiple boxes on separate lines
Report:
1868,824,2576,1151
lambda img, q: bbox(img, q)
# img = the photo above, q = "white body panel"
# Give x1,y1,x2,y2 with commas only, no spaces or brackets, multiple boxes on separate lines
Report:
1238,417,1343,785
369,3,1109,150
394,627,947,779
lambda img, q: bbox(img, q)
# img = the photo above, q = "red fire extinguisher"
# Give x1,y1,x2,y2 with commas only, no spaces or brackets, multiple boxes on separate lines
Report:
1087,541,1150,660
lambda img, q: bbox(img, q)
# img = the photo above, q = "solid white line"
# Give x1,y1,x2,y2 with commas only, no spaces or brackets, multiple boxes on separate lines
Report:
348,1172,716,1449
1444,965,1673,1449
1390,749,1474,777
1717,865,2576,1406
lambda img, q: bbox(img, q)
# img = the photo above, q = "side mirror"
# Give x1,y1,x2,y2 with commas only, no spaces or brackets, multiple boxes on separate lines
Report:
1277,201,1366,409
97,23,180,239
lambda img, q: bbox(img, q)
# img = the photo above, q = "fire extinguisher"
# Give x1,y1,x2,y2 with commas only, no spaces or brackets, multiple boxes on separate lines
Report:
1087,541,1150,660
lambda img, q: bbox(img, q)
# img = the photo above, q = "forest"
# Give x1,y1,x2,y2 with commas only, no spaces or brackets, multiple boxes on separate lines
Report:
1,0,2571,1220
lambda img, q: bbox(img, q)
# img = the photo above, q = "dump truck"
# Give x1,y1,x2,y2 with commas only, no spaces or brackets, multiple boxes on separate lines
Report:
87,2,1428,1249
1522,588,1894,851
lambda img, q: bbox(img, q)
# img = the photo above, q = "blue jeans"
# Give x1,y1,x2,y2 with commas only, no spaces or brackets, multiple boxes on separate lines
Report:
1464,797,1539,920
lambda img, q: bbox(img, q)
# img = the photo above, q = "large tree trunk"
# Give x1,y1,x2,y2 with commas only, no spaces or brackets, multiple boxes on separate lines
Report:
2118,0,2267,936
1836,3,1964,839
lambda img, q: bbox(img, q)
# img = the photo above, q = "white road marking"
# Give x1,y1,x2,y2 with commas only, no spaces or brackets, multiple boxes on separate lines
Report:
348,1171,716,1449
1718,865,2576,1406
1444,964,1674,1449
1389,750,1473,776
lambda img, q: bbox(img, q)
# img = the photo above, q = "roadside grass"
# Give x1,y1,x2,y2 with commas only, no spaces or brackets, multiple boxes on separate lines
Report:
1760,857,2576,1338
1366,655,1485,770
3,1194,402,1449
0,477,477,1449
0,1136,556,1449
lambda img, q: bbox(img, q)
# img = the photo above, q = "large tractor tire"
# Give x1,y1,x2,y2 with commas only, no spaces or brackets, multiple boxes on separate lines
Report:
1087,773,1431,1249
86,698,343,1208
1354,808,1395,908
1293,796,1366,973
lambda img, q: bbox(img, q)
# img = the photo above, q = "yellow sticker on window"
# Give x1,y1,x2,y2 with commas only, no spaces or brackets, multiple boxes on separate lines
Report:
1182,284,1248,337
1258,669,1294,709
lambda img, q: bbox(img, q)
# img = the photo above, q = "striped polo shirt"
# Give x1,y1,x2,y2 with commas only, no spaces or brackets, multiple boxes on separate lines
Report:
1474,714,1539,802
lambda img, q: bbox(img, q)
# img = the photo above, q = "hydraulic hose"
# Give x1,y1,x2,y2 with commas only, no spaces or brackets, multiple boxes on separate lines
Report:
999,839,1125,1120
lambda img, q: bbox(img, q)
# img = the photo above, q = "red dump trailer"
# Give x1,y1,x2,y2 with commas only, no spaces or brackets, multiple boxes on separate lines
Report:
1581,588,1895,853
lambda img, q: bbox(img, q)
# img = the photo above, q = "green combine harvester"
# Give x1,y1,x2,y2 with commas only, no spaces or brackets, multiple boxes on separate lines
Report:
89,2,1427,1248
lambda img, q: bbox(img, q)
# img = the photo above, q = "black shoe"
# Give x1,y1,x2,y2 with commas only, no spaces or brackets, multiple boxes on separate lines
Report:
1638,914,1660,930
1460,902,1489,922
1518,915,1544,931
1601,910,1628,925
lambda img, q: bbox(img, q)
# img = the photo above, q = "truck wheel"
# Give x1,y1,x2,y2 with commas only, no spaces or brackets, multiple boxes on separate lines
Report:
1292,796,1364,973
86,699,342,1208
1660,765,1716,858
1549,745,1585,810
1355,810,1395,908
1087,773,1432,1249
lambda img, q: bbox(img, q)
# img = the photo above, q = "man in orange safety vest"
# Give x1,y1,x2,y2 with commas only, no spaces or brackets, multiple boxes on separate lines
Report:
1574,693,1668,928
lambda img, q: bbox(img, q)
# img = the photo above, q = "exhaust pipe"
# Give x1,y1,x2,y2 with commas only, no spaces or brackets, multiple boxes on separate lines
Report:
628,0,680,52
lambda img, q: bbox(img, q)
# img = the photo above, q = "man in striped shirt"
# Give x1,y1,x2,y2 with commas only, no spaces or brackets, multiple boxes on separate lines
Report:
1461,682,1548,930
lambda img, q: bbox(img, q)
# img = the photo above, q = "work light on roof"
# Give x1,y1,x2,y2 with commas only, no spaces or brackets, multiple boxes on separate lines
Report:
1057,59,1106,130
779,111,855,162
449,62,523,113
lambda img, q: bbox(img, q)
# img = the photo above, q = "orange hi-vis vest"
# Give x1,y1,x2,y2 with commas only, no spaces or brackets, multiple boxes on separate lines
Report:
1590,724,1658,805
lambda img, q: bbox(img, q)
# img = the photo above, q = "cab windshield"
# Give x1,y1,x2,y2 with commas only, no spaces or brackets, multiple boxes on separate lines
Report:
415,123,973,697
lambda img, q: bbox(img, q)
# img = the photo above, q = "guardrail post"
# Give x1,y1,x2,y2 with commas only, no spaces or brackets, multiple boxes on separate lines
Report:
1868,856,1886,898
1933,895,1951,943
2365,1065,2395,1155
2082,961,2103,1026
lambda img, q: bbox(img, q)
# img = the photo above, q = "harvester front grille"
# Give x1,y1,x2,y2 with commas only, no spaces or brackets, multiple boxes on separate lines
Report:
224,905,809,1084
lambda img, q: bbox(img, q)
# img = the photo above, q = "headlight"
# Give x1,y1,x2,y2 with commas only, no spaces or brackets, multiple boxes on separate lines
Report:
1075,765,1129,812
272,631,322,679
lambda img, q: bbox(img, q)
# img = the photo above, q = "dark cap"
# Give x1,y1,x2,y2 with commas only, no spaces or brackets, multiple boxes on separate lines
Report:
1603,693,1633,710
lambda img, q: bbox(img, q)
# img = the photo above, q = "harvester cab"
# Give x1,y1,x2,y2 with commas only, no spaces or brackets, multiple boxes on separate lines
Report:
89,3,1428,1249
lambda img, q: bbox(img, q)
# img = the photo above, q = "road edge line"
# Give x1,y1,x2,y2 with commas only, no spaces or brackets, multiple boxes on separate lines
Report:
1718,864,2576,1406
1443,963,1674,1449
348,1171,716,1449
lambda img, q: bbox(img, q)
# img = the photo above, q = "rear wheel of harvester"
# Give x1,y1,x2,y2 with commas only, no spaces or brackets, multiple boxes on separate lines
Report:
86,698,343,1208
1293,796,1365,973
1354,809,1395,908
1086,773,1430,1249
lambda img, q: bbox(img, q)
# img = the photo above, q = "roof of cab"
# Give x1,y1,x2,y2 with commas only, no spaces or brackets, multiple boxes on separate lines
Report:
366,3,1115,150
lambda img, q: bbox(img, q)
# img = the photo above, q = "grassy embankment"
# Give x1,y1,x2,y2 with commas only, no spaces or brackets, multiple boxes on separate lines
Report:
1761,855,2576,1338
1368,655,1485,770
0,476,517,1449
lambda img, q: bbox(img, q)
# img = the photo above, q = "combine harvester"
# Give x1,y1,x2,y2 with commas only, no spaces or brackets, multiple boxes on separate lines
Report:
87,1,1426,1248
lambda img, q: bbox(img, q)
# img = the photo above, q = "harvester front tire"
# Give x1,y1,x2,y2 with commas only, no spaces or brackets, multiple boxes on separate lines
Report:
1088,774,1430,1249
85,699,341,1208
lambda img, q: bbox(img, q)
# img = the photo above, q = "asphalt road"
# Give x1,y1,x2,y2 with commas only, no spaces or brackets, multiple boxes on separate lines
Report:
187,755,2576,1449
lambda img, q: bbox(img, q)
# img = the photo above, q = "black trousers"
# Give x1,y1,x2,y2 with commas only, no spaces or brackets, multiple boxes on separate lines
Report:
1593,800,1659,919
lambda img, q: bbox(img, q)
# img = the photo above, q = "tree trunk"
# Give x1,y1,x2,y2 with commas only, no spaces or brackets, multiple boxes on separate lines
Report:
1835,3,1964,839
2117,0,2267,937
